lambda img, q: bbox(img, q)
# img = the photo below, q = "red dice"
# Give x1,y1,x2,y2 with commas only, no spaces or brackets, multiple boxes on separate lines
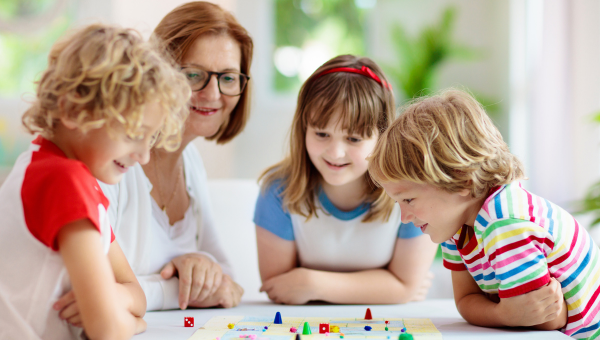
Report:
184,317,194,327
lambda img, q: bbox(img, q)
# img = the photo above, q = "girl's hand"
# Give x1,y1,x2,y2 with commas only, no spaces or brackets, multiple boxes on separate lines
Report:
410,271,434,302
497,278,564,327
54,284,134,328
54,290,82,327
260,268,317,305
188,274,244,308
160,253,223,310
135,317,147,334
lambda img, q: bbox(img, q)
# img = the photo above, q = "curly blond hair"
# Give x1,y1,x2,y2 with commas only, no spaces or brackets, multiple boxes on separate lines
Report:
22,23,191,151
368,89,525,198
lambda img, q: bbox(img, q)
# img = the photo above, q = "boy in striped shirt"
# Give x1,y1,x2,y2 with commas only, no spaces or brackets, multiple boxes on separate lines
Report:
368,89,600,339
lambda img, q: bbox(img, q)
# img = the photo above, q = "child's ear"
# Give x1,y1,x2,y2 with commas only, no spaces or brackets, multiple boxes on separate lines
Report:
458,188,471,197
57,96,80,130
58,114,79,130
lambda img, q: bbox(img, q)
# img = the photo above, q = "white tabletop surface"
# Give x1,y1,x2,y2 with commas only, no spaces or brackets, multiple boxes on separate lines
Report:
134,298,570,340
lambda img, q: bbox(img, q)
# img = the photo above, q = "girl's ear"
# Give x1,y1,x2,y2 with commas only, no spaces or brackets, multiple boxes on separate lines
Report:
458,188,471,197
57,95,79,130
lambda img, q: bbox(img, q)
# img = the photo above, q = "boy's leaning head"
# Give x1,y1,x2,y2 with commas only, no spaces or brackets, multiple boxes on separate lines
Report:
368,89,525,242
22,24,191,152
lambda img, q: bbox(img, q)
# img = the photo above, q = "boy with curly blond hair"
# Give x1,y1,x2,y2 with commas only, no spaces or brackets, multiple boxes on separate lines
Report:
368,89,600,339
0,24,190,339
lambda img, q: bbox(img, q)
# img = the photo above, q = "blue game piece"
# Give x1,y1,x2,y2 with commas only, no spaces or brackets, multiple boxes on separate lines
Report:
264,326,268,330
401,327,406,333
274,312,283,324
364,326,372,331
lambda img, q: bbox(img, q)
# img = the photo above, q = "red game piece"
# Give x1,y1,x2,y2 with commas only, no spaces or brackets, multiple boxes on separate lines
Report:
364,308,372,320
385,321,389,324
185,317,194,327
319,323,330,333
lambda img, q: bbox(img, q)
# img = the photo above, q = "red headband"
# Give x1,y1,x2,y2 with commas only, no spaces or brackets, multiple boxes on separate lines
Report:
315,65,392,91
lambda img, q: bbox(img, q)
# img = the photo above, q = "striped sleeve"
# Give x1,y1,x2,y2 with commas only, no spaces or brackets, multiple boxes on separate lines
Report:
483,218,551,298
442,241,467,271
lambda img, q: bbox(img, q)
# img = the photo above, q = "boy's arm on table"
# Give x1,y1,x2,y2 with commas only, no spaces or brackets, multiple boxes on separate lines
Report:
257,227,437,304
452,270,567,329
57,219,141,340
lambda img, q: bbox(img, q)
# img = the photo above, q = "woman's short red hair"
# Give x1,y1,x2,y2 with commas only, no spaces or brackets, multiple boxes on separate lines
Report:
153,1,253,144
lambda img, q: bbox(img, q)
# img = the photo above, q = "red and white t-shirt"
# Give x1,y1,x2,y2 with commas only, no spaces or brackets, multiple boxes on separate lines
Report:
0,136,114,340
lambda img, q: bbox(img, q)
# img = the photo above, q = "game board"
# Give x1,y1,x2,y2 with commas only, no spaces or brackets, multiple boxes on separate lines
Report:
188,312,442,340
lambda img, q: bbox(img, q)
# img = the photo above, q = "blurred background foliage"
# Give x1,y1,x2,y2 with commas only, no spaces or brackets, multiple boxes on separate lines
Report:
273,0,370,92
0,0,71,166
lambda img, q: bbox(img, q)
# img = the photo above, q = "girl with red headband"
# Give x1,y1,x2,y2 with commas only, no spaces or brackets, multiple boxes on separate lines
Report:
253,55,438,304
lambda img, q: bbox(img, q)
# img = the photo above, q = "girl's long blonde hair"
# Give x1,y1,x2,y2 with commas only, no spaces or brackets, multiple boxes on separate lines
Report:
259,55,396,222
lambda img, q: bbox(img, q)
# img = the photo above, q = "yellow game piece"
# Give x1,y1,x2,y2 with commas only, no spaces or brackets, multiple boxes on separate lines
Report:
330,326,340,333
227,323,235,329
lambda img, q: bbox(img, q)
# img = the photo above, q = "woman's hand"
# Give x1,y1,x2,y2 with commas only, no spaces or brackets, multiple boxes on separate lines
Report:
188,274,244,308
160,253,223,309
260,268,317,305
497,278,565,327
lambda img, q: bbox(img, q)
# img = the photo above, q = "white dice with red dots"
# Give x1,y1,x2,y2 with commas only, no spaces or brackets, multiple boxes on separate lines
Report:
185,317,194,327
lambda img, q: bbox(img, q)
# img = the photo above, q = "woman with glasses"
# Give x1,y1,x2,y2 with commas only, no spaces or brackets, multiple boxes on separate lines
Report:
96,1,253,311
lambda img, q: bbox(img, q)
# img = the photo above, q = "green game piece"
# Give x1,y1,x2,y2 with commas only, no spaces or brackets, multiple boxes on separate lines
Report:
302,322,312,335
398,333,413,340
385,326,388,331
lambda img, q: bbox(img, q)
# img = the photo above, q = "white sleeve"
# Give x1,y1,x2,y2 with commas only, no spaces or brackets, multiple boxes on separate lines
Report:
99,172,180,311
137,274,180,311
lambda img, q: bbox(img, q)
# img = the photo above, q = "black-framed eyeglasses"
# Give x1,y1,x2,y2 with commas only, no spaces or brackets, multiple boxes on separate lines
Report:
180,67,249,96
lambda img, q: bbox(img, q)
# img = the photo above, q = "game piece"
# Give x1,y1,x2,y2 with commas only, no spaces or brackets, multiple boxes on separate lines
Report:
228,323,235,329
302,322,312,335
319,323,330,334
364,308,372,320
274,311,283,324
190,315,443,340
398,333,413,340
364,326,372,331
184,317,194,327
385,326,388,331
385,321,389,324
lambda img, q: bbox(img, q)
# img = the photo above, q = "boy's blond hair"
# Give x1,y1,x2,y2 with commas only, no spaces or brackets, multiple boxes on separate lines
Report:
22,24,191,151
368,89,525,198
260,55,396,222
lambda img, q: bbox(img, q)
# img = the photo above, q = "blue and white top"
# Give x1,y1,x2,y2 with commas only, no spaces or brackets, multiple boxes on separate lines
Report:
254,180,423,272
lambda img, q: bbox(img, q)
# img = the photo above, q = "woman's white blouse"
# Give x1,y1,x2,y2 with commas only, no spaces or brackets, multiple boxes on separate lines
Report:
99,144,232,311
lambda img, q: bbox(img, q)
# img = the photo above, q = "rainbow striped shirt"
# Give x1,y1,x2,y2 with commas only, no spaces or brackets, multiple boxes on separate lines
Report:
442,182,600,339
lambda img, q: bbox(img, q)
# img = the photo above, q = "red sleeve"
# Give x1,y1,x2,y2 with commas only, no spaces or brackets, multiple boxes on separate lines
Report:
22,155,109,251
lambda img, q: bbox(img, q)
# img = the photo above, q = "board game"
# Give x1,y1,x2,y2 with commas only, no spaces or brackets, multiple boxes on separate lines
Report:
188,310,442,340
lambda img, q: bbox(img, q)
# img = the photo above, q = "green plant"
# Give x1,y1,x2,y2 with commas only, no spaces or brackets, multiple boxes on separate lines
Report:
384,6,495,110
575,111,600,228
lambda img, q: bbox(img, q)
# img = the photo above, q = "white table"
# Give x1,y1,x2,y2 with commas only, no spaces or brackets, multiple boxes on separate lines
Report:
134,299,570,340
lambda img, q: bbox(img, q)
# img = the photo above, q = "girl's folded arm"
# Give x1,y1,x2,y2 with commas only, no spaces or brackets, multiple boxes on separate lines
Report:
58,219,137,340
107,240,146,317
